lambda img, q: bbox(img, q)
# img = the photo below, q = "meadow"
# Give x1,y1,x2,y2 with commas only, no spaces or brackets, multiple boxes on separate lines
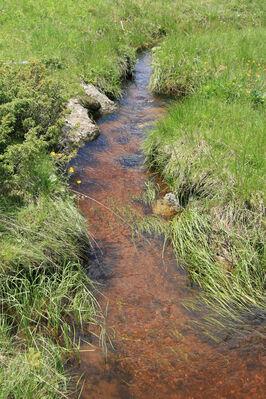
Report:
0,0,265,397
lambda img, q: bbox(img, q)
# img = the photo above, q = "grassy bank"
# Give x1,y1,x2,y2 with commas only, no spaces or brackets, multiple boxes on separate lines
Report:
0,63,104,397
143,1,265,315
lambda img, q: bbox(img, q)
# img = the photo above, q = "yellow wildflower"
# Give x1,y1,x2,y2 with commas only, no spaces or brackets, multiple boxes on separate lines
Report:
246,89,249,93
50,151,56,156
77,180,81,184
69,167,74,173
57,153,62,157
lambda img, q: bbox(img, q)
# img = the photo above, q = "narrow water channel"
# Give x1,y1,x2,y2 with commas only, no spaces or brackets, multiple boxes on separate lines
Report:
70,53,265,399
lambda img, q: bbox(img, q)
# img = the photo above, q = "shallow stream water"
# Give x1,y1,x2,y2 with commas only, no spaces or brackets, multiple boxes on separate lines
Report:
70,53,265,399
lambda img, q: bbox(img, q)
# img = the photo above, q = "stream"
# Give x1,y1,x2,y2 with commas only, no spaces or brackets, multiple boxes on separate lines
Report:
70,53,265,399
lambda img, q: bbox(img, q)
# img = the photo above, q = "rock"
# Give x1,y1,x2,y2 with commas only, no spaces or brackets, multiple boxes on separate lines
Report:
152,192,181,219
163,192,179,209
81,83,116,114
79,94,101,112
61,98,100,149
60,83,115,150
4,60,29,65
152,199,177,219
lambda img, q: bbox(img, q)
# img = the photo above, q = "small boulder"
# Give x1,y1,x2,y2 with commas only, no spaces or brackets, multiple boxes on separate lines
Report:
79,94,101,112
152,199,178,219
61,99,99,150
81,83,116,114
152,192,181,219
164,192,179,209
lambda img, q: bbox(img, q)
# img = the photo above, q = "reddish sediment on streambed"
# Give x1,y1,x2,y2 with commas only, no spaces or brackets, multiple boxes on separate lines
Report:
70,54,265,399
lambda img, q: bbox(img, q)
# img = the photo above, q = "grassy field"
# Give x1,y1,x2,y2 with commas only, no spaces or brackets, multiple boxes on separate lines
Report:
0,0,265,396
0,0,178,98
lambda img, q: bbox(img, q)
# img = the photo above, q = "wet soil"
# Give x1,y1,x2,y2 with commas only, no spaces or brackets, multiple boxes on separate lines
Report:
70,54,265,399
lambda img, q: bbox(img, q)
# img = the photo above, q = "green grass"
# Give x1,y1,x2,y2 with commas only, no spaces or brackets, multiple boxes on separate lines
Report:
143,1,265,317
1,0,263,97
144,96,265,204
0,0,176,98
150,28,265,98
0,39,103,398
0,340,69,399
0,193,104,398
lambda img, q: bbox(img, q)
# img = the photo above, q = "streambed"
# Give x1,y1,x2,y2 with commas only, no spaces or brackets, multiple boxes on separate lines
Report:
70,53,264,399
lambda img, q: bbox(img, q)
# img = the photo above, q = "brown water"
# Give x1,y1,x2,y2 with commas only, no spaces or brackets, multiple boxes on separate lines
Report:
71,54,265,399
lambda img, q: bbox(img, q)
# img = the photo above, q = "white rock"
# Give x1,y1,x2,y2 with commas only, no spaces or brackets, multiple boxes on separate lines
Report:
163,192,179,209
61,99,99,149
81,83,116,114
